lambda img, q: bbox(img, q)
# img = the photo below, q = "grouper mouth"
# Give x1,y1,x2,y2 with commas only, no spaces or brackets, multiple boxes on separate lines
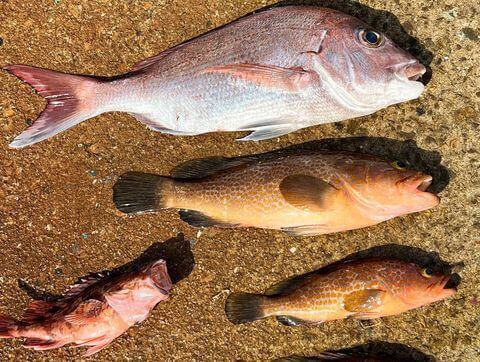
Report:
416,175,432,192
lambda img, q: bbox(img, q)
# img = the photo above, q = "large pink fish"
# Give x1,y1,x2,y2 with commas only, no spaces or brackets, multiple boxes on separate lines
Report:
0,259,172,356
3,6,426,148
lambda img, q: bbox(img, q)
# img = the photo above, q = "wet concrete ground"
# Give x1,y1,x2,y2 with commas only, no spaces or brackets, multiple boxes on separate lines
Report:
0,0,479,360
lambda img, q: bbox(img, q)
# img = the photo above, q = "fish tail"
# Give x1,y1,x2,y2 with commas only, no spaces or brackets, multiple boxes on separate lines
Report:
113,172,174,214
224,293,268,324
0,313,18,338
3,64,108,148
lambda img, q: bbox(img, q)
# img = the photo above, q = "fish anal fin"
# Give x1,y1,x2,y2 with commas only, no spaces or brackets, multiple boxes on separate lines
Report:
276,315,318,326
65,299,107,326
24,338,66,351
202,63,318,92
281,224,328,236
178,210,238,228
344,289,386,313
171,156,256,180
280,174,337,212
84,338,115,357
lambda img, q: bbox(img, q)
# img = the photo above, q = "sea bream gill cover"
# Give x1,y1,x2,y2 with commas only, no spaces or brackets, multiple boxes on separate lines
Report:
3,6,425,148
0,259,172,356
113,150,439,236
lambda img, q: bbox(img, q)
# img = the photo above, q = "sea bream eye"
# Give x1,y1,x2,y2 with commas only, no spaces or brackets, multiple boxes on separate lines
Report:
359,29,383,47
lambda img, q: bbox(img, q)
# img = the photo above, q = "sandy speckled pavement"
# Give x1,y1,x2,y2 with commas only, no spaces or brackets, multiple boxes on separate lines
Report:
0,0,478,360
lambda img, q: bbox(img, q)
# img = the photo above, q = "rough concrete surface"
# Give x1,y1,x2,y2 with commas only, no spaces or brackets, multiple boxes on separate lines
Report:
0,0,478,361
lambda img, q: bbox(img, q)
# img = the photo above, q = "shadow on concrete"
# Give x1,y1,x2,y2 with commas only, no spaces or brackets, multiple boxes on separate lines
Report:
279,340,436,361
18,233,195,302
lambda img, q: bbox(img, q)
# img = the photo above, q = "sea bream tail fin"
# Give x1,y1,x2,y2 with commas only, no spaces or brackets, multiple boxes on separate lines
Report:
113,172,174,214
3,65,105,148
224,293,268,324
0,313,18,338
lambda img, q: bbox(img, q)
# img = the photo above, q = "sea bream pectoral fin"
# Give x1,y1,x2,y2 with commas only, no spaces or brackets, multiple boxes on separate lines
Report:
202,63,318,92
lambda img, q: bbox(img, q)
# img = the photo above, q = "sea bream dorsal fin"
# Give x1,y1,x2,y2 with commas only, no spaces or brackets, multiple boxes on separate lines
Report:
279,174,338,212
171,156,257,180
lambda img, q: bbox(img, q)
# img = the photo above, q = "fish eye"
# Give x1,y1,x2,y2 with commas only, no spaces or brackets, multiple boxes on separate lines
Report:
359,29,383,48
391,160,408,170
421,267,434,278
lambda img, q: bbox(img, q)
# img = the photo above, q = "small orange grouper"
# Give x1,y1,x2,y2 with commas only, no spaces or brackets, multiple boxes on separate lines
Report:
113,150,439,236
225,258,457,326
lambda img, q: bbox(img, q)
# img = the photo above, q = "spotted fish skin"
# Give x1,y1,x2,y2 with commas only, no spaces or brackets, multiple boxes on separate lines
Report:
4,6,425,148
113,150,439,236
225,259,456,325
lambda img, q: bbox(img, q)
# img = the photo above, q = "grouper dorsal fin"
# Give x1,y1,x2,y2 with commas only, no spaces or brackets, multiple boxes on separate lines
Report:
170,156,257,180
279,174,337,212
265,271,319,297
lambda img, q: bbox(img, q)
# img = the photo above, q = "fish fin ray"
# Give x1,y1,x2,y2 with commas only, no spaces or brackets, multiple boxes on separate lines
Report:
130,51,172,72
344,289,386,313
225,293,266,324
3,65,102,148
265,272,319,296
113,172,173,214
202,63,318,92
281,224,329,236
21,300,61,323
65,299,108,326
276,315,317,326
353,311,383,320
280,174,337,212
237,125,299,141
178,210,238,228
0,313,17,338
84,338,115,356
171,156,257,180
24,338,66,350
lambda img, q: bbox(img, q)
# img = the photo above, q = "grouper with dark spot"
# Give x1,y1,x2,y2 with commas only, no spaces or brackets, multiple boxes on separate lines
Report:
113,150,440,236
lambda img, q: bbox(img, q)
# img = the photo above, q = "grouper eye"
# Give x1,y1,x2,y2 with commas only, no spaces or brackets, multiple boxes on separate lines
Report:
391,160,407,170
359,29,383,48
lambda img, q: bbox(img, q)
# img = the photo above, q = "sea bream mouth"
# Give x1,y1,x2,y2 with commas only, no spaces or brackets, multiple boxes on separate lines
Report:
392,61,426,83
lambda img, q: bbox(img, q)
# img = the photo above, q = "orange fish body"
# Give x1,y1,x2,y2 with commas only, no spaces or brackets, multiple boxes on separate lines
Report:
114,151,439,235
0,259,172,356
225,259,456,326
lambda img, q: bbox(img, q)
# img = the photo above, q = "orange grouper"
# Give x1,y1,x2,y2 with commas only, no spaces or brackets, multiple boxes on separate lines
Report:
225,258,457,326
0,259,172,356
113,150,440,236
